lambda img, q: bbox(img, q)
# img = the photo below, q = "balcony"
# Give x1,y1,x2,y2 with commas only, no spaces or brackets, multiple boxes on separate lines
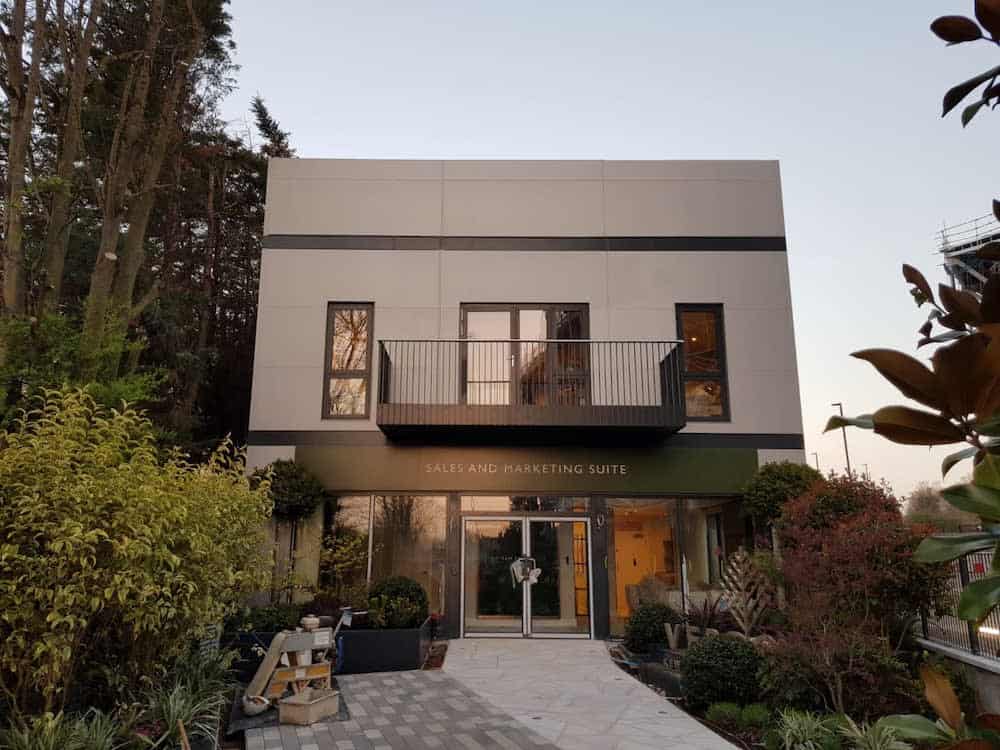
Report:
376,339,686,440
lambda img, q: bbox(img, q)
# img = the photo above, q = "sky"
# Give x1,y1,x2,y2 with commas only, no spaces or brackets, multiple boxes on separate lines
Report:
220,0,998,497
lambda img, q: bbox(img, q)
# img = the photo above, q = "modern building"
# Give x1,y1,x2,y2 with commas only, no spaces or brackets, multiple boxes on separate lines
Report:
247,159,805,639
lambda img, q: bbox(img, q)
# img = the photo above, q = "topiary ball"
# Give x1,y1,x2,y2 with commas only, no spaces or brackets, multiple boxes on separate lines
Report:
623,602,684,653
681,635,762,708
368,576,429,627
253,459,330,520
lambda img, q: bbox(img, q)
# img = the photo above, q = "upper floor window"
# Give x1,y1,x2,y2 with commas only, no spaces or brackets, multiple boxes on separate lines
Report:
676,304,730,421
323,303,373,418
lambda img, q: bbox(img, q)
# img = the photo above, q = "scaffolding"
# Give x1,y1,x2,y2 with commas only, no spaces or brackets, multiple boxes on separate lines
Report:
938,213,1000,293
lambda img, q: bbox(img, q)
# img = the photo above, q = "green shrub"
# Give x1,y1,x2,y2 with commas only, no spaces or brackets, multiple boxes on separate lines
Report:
768,708,840,750
739,703,771,731
0,710,126,750
0,388,272,713
368,576,429,628
681,635,762,708
758,649,825,712
226,603,303,633
623,602,684,653
705,701,742,727
743,460,823,524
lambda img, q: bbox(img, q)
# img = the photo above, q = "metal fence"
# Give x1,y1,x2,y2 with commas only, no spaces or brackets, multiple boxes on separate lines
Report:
921,550,999,661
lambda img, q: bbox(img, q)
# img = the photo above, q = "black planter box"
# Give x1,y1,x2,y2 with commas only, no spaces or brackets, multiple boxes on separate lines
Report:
336,617,432,674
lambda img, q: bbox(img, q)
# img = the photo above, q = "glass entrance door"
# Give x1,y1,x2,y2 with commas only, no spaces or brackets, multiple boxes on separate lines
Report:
462,517,591,638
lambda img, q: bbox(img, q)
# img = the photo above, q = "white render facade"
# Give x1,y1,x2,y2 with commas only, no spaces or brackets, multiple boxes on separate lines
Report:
248,158,805,639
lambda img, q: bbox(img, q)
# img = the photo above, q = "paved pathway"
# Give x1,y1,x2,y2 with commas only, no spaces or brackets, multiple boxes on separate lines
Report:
444,640,735,750
245,639,735,750
244,669,560,750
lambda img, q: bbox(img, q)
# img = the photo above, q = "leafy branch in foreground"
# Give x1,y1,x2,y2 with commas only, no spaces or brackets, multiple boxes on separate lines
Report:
824,259,1000,622
825,3,1000,625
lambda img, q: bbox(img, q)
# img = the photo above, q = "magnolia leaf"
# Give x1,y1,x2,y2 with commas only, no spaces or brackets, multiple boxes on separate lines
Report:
941,483,1000,521
957,574,1000,621
976,0,1000,36
939,284,983,324
944,66,1000,117
994,199,1000,224
871,406,964,445
932,334,995,417
920,665,963,731
903,264,936,306
974,451,1000,490
963,99,987,126
915,533,996,563
919,331,967,348
943,445,979,476
920,320,934,337
879,714,951,741
824,414,874,432
977,242,1000,262
976,415,1000,436
931,15,984,42
852,349,941,409
976,714,1000,730
980,276,1000,322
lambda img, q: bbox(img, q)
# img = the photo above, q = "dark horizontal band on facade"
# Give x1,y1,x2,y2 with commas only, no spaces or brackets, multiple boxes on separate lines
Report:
262,235,787,252
247,430,805,450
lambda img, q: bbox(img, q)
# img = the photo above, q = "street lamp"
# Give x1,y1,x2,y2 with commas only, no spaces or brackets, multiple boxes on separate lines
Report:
811,452,820,471
831,402,853,474
862,463,870,479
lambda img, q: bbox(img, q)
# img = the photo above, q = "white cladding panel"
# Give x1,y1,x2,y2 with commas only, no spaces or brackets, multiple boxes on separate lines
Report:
263,158,784,238
250,246,803,436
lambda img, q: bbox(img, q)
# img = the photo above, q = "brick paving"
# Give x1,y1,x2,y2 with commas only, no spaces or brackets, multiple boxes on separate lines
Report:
244,669,560,750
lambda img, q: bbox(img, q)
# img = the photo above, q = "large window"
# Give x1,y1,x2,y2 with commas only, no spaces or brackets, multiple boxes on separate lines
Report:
327,494,447,616
676,304,730,420
460,303,589,406
323,303,373,418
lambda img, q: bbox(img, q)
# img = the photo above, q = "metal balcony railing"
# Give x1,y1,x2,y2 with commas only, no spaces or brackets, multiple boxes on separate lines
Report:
376,339,685,437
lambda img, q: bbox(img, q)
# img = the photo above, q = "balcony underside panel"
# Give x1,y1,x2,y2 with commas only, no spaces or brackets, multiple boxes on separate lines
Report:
377,403,684,439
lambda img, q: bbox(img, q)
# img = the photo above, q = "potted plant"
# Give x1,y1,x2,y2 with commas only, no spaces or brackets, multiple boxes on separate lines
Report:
335,576,433,674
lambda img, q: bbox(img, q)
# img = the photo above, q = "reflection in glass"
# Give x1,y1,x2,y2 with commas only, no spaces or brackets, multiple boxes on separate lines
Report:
464,520,524,634
707,512,724,585
529,520,590,635
607,500,680,636
465,311,511,405
680,310,720,373
370,495,447,615
328,378,367,416
460,496,589,513
331,308,370,370
517,308,589,406
325,496,372,599
684,379,724,418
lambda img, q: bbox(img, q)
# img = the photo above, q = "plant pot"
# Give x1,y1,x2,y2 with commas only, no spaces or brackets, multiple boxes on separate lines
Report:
335,617,433,674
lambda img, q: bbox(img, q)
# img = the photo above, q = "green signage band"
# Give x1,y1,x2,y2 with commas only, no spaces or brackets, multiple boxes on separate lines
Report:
294,443,758,495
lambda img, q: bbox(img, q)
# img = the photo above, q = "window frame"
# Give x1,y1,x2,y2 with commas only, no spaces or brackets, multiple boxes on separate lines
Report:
322,302,375,420
675,303,731,422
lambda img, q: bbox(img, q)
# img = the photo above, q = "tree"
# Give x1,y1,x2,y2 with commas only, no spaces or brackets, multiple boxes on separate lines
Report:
904,482,979,531
0,0,51,315
827,2,1000,624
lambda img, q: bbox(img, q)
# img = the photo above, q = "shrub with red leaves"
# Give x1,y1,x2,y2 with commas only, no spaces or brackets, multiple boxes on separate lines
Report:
765,474,950,718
